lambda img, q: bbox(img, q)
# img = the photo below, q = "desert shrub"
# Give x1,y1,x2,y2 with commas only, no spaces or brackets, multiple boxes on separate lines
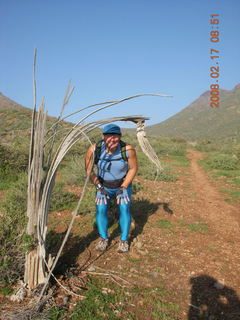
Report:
232,144,240,161
78,186,96,215
195,141,220,152
148,144,169,156
137,152,177,182
0,144,28,189
0,174,28,285
132,181,144,194
157,167,177,182
68,279,119,320
170,136,187,143
219,144,235,155
50,180,96,215
149,138,187,157
60,155,86,185
206,153,239,170
50,182,79,211
167,143,186,156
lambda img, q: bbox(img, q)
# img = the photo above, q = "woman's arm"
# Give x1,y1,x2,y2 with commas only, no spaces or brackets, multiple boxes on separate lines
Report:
85,144,100,186
121,144,138,188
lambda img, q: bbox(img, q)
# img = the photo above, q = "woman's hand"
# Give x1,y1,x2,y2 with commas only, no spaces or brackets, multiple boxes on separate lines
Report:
116,187,130,205
95,187,110,205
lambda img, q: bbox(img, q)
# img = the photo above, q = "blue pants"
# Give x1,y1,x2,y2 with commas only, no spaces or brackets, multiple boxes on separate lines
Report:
96,185,132,241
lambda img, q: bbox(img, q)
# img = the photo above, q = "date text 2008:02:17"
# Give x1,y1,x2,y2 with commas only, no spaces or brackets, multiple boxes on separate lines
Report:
210,14,220,108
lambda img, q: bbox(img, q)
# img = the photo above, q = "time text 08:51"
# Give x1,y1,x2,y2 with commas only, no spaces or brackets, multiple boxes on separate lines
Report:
210,14,220,108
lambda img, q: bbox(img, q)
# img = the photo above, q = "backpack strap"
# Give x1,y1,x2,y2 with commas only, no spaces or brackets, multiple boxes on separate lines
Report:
119,140,128,162
94,139,128,165
94,139,103,165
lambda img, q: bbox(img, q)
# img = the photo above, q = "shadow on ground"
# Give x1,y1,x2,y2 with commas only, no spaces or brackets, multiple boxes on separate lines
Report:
188,275,240,319
130,199,173,241
47,198,174,275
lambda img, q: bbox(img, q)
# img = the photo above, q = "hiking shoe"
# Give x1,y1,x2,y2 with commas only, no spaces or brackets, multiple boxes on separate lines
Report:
95,238,109,251
117,240,129,253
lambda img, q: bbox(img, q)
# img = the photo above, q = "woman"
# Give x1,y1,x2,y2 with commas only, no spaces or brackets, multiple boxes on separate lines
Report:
85,123,138,253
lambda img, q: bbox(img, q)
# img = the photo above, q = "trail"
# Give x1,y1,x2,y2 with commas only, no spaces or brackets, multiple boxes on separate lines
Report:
187,149,240,238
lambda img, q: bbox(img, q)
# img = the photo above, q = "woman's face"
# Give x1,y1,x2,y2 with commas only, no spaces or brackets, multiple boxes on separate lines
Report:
103,133,121,150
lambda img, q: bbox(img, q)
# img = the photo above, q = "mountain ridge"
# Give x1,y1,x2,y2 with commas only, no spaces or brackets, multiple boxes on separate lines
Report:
1,84,240,144
146,84,240,140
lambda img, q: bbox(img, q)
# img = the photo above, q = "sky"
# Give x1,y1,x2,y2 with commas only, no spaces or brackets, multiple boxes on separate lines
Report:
1,0,240,128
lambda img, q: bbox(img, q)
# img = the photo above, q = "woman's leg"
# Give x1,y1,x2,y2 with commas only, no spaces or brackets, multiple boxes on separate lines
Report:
118,185,132,241
95,187,114,239
96,202,109,239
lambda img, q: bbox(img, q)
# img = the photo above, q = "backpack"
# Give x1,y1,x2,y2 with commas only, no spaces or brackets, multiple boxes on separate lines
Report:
94,139,128,165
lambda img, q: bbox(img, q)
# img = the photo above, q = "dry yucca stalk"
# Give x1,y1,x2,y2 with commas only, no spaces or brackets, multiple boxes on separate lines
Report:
23,49,171,301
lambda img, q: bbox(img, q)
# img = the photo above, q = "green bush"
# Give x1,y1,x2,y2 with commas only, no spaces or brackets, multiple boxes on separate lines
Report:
0,174,28,285
50,182,78,211
69,280,119,320
149,139,187,157
76,186,96,215
206,154,239,170
0,144,28,190
195,141,220,152
167,143,186,156
157,167,177,182
137,151,177,182
60,155,86,186
233,144,240,161
50,181,96,215
0,144,28,172
0,175,88,286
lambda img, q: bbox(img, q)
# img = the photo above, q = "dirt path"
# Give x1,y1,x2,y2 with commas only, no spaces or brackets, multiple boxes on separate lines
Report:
187,149,240,238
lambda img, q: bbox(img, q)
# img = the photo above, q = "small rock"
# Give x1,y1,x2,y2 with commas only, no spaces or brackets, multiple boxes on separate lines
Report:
114,310,121,316
102,289,108,295
128,252,140,259
55,295,65,305
151,272,158,278
130,221,135,229
102,287,114,294
10,287,26,302
138,250,147,256
88,266,96,272
135,241,143,249
214,281,224,290
63,295,70,304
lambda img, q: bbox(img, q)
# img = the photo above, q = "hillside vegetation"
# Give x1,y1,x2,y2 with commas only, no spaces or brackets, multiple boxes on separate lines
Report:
0,93,75,148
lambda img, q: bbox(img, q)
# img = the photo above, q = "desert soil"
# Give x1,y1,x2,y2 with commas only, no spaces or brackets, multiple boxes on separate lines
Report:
1,149,240,319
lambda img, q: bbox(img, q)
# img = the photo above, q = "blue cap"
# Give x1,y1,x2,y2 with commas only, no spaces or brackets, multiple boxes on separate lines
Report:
102,123,121,135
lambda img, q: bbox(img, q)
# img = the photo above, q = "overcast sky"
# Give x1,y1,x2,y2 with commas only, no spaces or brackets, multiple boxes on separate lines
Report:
1,0,239,127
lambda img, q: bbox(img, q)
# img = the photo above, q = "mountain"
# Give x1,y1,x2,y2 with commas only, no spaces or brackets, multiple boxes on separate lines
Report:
0,93,95,148
0,93,33,146
0,93,70,147
0,92,30,111
146,84,240,141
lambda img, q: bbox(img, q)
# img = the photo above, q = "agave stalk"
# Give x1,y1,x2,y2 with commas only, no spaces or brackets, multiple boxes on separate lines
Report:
25,51,171,296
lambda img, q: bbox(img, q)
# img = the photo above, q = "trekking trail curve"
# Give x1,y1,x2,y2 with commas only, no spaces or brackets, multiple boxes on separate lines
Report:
187,149,240,239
